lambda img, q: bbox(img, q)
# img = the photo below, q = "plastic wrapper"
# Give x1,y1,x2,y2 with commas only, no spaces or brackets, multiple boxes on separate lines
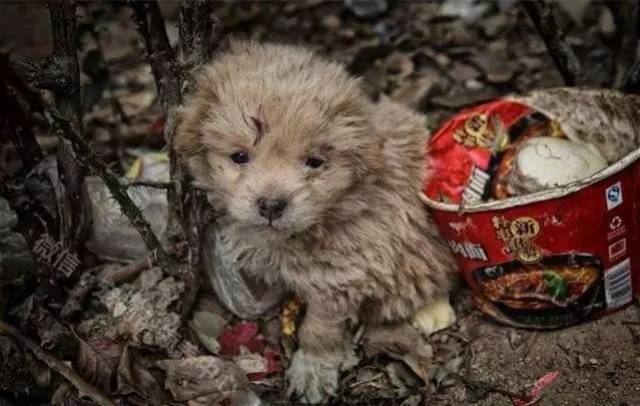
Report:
423,88,640,328
202,223,286,320
84,177,168,262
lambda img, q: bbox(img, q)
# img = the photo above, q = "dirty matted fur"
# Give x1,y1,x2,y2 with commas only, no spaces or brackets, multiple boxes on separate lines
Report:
175,41,457,402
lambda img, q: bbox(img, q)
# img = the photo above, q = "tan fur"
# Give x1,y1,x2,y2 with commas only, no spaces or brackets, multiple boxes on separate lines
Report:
176,41,456,401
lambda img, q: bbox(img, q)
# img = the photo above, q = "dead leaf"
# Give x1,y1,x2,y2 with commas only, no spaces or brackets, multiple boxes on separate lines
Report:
190,310,226,355
363,323,433,383
385,361,418,396
431,356,464,390
157,356,262,406
234,351,268,376
76,336,122,393
117,346,169,406
218,321,265,356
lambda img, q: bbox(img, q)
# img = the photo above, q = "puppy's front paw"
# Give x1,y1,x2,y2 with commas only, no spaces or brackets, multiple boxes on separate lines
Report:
412,296,456,336
286,349,340,403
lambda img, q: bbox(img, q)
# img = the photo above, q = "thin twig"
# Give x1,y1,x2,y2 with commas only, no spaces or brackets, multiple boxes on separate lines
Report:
521,0,583,86
0,319,116,406
99,242,187,285
123,179,172,190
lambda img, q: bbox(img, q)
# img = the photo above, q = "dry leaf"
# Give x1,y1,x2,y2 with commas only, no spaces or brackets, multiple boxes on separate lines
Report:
157,356,261,406
363,323,433,383
117,346,169,406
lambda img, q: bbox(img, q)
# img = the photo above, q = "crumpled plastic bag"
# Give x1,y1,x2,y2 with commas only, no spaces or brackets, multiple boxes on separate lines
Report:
83,176,167,262
85,149,170,262
202,223,286,319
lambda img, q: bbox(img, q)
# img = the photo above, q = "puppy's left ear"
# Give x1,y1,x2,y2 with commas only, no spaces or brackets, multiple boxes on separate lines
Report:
174,104,205,158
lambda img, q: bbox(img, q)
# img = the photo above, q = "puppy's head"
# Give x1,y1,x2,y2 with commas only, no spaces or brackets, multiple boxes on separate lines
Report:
176,41,379,234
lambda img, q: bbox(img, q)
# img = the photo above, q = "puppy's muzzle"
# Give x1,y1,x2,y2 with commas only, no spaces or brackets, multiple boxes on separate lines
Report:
257,197,288,222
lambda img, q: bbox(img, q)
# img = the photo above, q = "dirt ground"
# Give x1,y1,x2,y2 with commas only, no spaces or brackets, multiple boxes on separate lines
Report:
2,1,639,405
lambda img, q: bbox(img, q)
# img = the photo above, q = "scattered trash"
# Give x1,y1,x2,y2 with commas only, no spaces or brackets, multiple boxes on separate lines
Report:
424,88,640,328
281,297,302,336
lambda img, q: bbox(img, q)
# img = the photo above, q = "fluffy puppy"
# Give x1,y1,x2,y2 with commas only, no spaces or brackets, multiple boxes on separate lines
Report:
176,40,457,402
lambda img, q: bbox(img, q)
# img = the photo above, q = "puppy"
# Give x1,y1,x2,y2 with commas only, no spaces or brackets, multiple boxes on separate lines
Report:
176,41,457,402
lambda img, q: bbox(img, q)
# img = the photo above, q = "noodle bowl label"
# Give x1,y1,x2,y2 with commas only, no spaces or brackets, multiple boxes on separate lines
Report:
492,216,543,264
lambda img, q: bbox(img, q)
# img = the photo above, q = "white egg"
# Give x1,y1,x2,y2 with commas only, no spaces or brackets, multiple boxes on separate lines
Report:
508,137,607,194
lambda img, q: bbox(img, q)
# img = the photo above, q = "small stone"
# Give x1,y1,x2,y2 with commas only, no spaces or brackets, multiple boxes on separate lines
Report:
599,8,615,36
577,355,587,368
589,358,599,365
449,61,481,82
390,69,441,110
465,78,484,90
482,14,508,38
486,65,518,84
384,51,415,77
321,14,341,31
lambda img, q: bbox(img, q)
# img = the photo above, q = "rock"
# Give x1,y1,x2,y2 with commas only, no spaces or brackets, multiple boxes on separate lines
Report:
471,53,519,84
430,89,497,110
390,69,441,110
439,0,489,23
599,8,615,36
465,78,484,90
321,14,341,31
449,61,481,82
482,14,508,38
344,0,388,19
384,51,415,77
485,63,519,84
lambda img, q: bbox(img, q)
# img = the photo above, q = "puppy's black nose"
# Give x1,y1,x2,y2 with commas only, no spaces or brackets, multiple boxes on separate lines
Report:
257,197,288,221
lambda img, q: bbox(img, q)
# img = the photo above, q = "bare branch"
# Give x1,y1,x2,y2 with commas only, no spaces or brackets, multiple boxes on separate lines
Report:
48,0,87,250
0,319,117,406
0,62,45,171
129,0,182,111
129,0,185,244
179,0,215,71
11,57,74,93
45,106,176,272
521,0,583,86
123,179,172,189
177,0,216,317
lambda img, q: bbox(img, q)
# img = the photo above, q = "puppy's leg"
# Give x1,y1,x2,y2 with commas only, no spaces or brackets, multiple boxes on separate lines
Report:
286,301,355,403
411,295,456,336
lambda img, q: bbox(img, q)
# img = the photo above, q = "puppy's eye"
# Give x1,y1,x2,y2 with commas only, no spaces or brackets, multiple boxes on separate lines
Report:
305,156,325,169
230,151,250,164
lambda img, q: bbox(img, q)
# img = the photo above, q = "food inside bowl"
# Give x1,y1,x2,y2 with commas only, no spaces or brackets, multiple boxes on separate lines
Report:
426,101,612,204
478,265,600,309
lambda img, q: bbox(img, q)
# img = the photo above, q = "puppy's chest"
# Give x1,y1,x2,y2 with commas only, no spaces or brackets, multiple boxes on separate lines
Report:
215,225,359,294
213,223,317,286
